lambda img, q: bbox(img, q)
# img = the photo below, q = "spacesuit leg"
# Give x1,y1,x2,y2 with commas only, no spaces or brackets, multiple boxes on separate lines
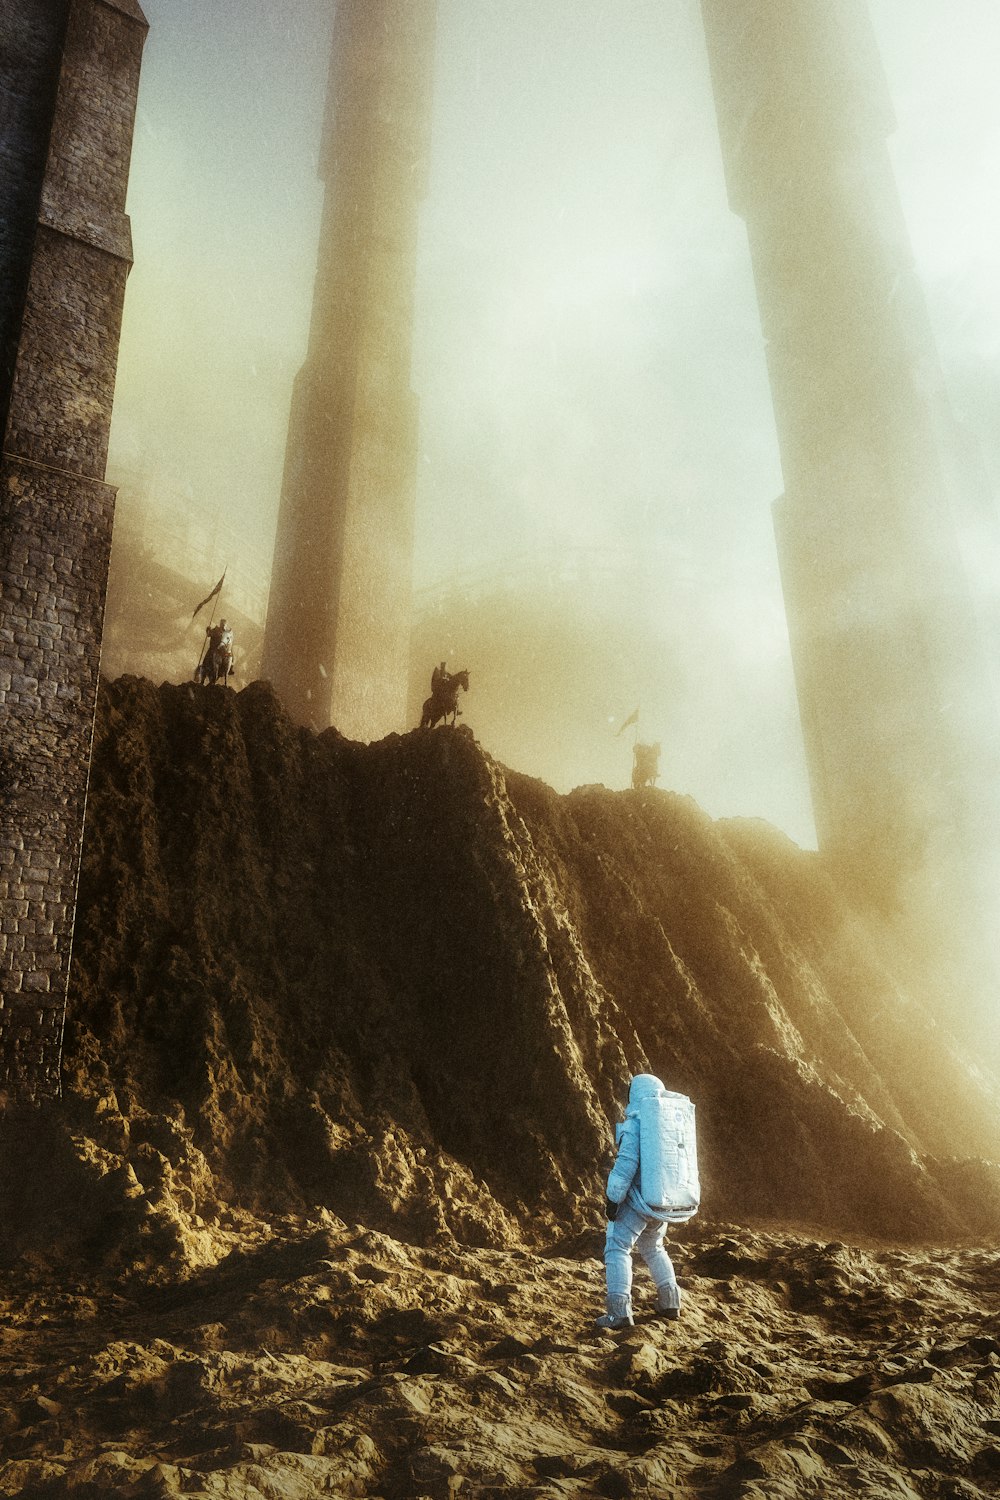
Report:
635,1217,681,1316
600,1203,645,1324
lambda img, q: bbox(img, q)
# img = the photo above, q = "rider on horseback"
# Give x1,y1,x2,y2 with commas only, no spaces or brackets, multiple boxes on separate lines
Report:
420,663,470,728
632,741,661,790
207,618,233,656
431,660,460,716
199,618,234,684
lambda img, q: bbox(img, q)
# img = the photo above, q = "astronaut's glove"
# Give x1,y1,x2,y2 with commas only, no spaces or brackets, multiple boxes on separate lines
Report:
605,1197,619,1222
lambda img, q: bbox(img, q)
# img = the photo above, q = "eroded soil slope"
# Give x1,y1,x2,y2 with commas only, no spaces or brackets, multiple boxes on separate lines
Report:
2,676,998,1274
4,679,1000,1499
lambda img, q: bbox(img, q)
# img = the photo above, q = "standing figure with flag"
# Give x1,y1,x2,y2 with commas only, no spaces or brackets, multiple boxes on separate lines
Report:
191,571,232,685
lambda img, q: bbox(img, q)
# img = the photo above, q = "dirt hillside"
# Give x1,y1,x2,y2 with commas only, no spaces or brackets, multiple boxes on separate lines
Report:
3,676,998,1275
5,677,1000,1499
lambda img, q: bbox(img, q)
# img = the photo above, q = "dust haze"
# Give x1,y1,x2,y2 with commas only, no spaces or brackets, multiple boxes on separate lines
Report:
7,10,1000,1487
106,0,1000,848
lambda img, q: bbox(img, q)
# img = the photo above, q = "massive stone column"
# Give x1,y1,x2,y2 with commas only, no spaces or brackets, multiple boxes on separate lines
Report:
0,0,148,1096
699,0,1000,1010
262,0,437,739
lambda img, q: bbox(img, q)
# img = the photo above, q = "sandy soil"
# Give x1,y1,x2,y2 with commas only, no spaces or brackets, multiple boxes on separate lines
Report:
2,1217,1000,1498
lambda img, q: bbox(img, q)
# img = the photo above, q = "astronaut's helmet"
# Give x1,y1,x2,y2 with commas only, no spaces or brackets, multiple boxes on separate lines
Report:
628,1073,664,1107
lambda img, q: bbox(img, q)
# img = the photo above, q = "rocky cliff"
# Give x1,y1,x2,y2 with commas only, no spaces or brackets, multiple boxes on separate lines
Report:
3,676,1000,1274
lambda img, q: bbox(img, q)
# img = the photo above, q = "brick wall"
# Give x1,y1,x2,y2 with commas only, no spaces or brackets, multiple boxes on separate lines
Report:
0,4,70,438
0,0,147,1099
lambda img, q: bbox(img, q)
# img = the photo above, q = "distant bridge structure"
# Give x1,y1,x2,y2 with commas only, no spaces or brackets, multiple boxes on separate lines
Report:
411,540,694,619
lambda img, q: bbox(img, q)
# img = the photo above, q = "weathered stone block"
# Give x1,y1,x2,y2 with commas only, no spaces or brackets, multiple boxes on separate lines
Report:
1,0,147,1099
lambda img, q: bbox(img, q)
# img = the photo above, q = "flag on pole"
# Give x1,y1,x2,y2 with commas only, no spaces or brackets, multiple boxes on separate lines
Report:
191,571,226,621
615,706,640,736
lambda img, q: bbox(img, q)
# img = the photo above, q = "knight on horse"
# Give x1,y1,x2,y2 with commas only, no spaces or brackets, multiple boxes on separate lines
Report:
632,741,661,791
421,661,469,728
198,618,234,686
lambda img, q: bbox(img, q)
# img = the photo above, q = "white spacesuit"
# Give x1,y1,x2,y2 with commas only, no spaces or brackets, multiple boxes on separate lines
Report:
598,1073,685,1330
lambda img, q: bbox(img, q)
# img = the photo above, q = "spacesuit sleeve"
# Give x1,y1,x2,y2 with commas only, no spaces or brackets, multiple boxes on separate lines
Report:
606,1117,639,1206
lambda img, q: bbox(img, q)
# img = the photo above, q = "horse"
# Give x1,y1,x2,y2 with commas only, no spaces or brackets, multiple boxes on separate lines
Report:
197,642,233,686
631,741,661,790
420,669,469,728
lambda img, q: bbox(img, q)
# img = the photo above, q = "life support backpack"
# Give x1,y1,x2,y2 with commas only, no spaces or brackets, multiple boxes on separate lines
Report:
637,1084,700,1223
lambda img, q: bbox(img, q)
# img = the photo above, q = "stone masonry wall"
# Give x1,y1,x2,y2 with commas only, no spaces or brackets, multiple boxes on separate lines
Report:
0,4,70,438
0,461,117,1092
5,228,132,478
0,0,147,1099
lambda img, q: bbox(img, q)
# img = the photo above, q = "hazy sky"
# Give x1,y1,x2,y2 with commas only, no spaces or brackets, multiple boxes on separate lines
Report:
107,0,1000,844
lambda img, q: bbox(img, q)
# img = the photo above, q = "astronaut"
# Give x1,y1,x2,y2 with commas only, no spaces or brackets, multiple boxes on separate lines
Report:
598,1073,684,1330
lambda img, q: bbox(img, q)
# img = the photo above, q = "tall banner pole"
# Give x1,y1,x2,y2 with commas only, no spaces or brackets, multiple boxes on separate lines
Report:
192,569,227,680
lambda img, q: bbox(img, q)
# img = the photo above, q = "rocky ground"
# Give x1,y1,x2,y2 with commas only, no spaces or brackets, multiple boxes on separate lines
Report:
4,677,1000,1497
2,1215,1000,1498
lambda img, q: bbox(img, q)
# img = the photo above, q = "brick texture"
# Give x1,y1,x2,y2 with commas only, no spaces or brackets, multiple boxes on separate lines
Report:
0,4,69,439
0,0,147,1099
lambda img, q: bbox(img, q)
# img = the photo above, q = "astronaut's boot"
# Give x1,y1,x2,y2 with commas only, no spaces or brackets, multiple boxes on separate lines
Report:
656,1281,681,1321
595,1293,634,1331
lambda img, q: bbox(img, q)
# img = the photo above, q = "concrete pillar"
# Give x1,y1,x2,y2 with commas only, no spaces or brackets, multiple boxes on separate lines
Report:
699,1,1000,1002
0,0,148,1097
261,0,437,740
